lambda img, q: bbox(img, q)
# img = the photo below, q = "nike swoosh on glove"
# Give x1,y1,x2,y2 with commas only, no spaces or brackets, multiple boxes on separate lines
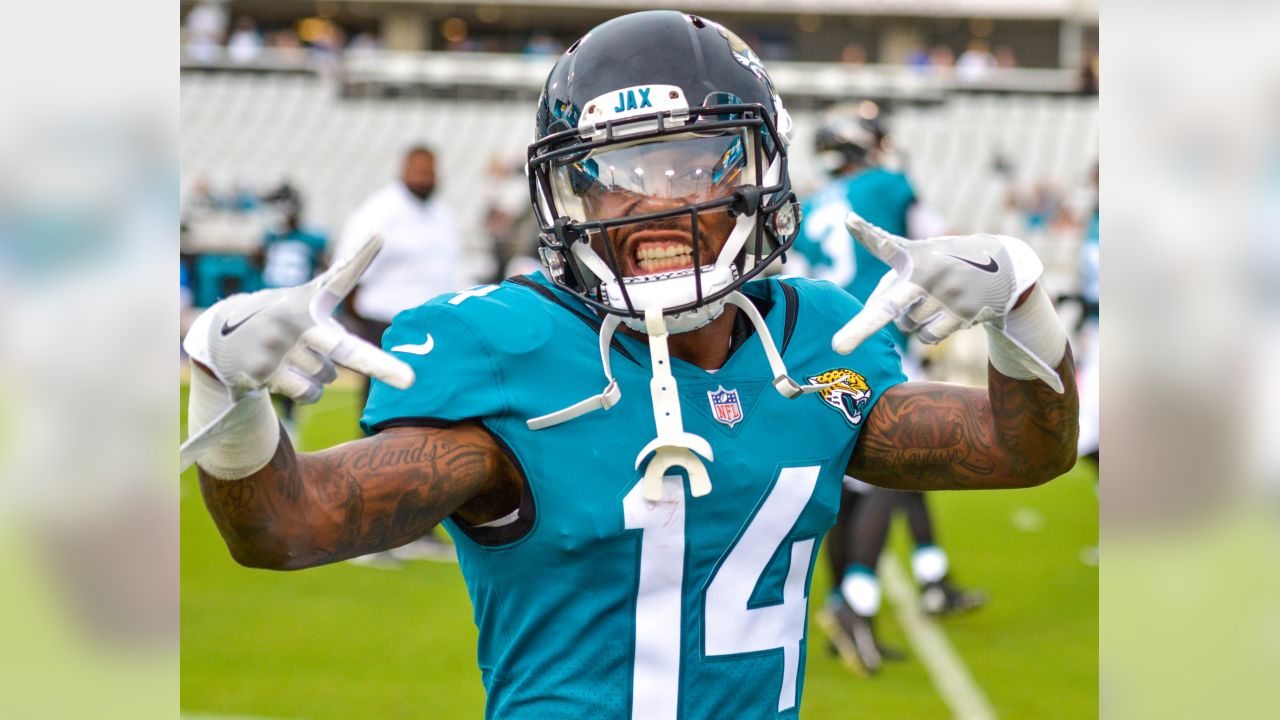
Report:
181,235,414,476
831,211,1067,393
185,234,413,403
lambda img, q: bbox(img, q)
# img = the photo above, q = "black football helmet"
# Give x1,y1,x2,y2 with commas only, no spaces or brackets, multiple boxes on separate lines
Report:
814,102,887,176
527,11,800,332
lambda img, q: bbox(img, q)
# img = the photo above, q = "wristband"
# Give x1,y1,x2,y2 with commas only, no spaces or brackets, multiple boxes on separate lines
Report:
985,284,1068,391
187,364,280,479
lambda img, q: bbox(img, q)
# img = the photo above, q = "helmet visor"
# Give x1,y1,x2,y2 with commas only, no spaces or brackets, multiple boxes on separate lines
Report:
549,130,753,222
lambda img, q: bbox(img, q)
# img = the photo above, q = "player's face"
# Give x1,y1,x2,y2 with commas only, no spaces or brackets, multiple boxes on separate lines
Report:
550,131,751,278
402,152,436,201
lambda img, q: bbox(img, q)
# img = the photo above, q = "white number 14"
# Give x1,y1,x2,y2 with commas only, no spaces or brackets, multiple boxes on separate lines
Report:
622,465,821,720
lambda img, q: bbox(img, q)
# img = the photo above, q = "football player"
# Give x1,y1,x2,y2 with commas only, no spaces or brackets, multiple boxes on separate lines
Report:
182,12,1078,719
791,103,986,676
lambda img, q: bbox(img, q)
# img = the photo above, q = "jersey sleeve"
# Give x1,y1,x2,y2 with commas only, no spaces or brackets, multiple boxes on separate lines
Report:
359,298,508,434
831,290,907,418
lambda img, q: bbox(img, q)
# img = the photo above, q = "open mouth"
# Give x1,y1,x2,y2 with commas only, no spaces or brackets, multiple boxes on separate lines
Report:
626,229,701,276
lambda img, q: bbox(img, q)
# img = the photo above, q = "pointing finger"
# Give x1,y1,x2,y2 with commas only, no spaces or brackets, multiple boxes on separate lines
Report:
832,301,897,355
310,235,384,318
321,234,383,296
302,324,415,389
831,280,923,355
845,210,908,266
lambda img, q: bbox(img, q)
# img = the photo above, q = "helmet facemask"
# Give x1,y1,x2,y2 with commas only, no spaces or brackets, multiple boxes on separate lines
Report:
529,96,799,334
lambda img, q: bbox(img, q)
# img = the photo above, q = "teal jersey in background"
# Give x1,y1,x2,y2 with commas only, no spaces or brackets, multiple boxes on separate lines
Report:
261,227,327,288
362,273,905,720
793,167,916,349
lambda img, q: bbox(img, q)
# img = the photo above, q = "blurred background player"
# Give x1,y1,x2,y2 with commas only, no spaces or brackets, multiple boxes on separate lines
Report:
788,102,986,675
334,144,467,564
255,182,328,436
335,144,464,408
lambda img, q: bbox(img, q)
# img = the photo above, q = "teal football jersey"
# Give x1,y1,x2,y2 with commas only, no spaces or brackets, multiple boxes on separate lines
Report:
794,167,916,349
362,273,905,720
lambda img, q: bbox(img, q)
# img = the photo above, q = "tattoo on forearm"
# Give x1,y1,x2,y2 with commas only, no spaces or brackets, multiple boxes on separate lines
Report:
336,473,365,557
197,423,515,569
849,349,1078,490
851,384,998,489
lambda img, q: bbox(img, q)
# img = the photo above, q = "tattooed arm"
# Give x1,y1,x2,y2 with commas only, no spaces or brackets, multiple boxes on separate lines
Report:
198,423,521,570
847,349,1079,491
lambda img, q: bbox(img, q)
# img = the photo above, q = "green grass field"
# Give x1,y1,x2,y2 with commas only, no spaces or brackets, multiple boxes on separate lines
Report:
181,385,1097,719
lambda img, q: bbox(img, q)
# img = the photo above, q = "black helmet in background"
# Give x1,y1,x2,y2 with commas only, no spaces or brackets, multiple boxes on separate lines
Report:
814,101,887,177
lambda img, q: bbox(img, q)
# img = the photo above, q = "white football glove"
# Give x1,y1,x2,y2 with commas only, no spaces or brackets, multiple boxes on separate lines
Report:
832,211,1067,393
181,235,414,476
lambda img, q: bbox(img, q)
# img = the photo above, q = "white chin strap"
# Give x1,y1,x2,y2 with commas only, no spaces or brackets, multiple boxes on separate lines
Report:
632,307,713,502
722,293,840,399
525,290,837,501
525,314,624,431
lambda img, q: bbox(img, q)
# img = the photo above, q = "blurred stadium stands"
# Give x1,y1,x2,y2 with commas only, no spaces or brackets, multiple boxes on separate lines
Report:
180,63,1096,287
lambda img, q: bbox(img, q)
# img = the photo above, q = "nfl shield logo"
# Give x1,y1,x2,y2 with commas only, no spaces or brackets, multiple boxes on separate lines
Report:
707,386,744,429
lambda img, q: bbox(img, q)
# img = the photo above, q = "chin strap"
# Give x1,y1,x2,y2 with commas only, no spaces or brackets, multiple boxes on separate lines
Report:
526,314,624,431
633,307,713,501
525,290,835,501
723,292,838,399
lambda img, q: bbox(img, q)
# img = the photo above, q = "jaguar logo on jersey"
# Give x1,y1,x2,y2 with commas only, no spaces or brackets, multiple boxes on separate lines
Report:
707,386,744,429
808,368,873,427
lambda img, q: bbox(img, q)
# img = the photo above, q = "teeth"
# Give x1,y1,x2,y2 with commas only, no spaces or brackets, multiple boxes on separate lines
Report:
632,242,697,274
636,254,694,273
636,244,693,261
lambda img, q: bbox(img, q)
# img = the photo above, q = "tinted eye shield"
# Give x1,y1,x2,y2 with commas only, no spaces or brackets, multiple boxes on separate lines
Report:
530,104,787,209
531,106,790,229
554,133,748,219
528,103,795,317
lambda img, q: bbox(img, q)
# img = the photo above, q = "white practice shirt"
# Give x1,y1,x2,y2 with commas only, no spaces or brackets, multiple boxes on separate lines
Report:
336,182,465,323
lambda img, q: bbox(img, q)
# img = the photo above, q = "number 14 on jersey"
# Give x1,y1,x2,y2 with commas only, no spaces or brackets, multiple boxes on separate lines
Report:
623,465,822,719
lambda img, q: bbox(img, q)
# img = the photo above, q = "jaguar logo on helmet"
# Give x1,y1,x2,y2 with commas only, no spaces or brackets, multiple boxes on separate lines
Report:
551,98,580,129
712,22,773,90
807,368,874,426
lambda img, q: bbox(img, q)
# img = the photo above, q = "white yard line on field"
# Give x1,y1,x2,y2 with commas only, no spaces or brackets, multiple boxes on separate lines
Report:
879,556,997,720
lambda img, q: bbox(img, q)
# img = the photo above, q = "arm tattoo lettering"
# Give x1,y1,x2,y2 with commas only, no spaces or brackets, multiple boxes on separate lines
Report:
848,349,1078,491
197,422,518,569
